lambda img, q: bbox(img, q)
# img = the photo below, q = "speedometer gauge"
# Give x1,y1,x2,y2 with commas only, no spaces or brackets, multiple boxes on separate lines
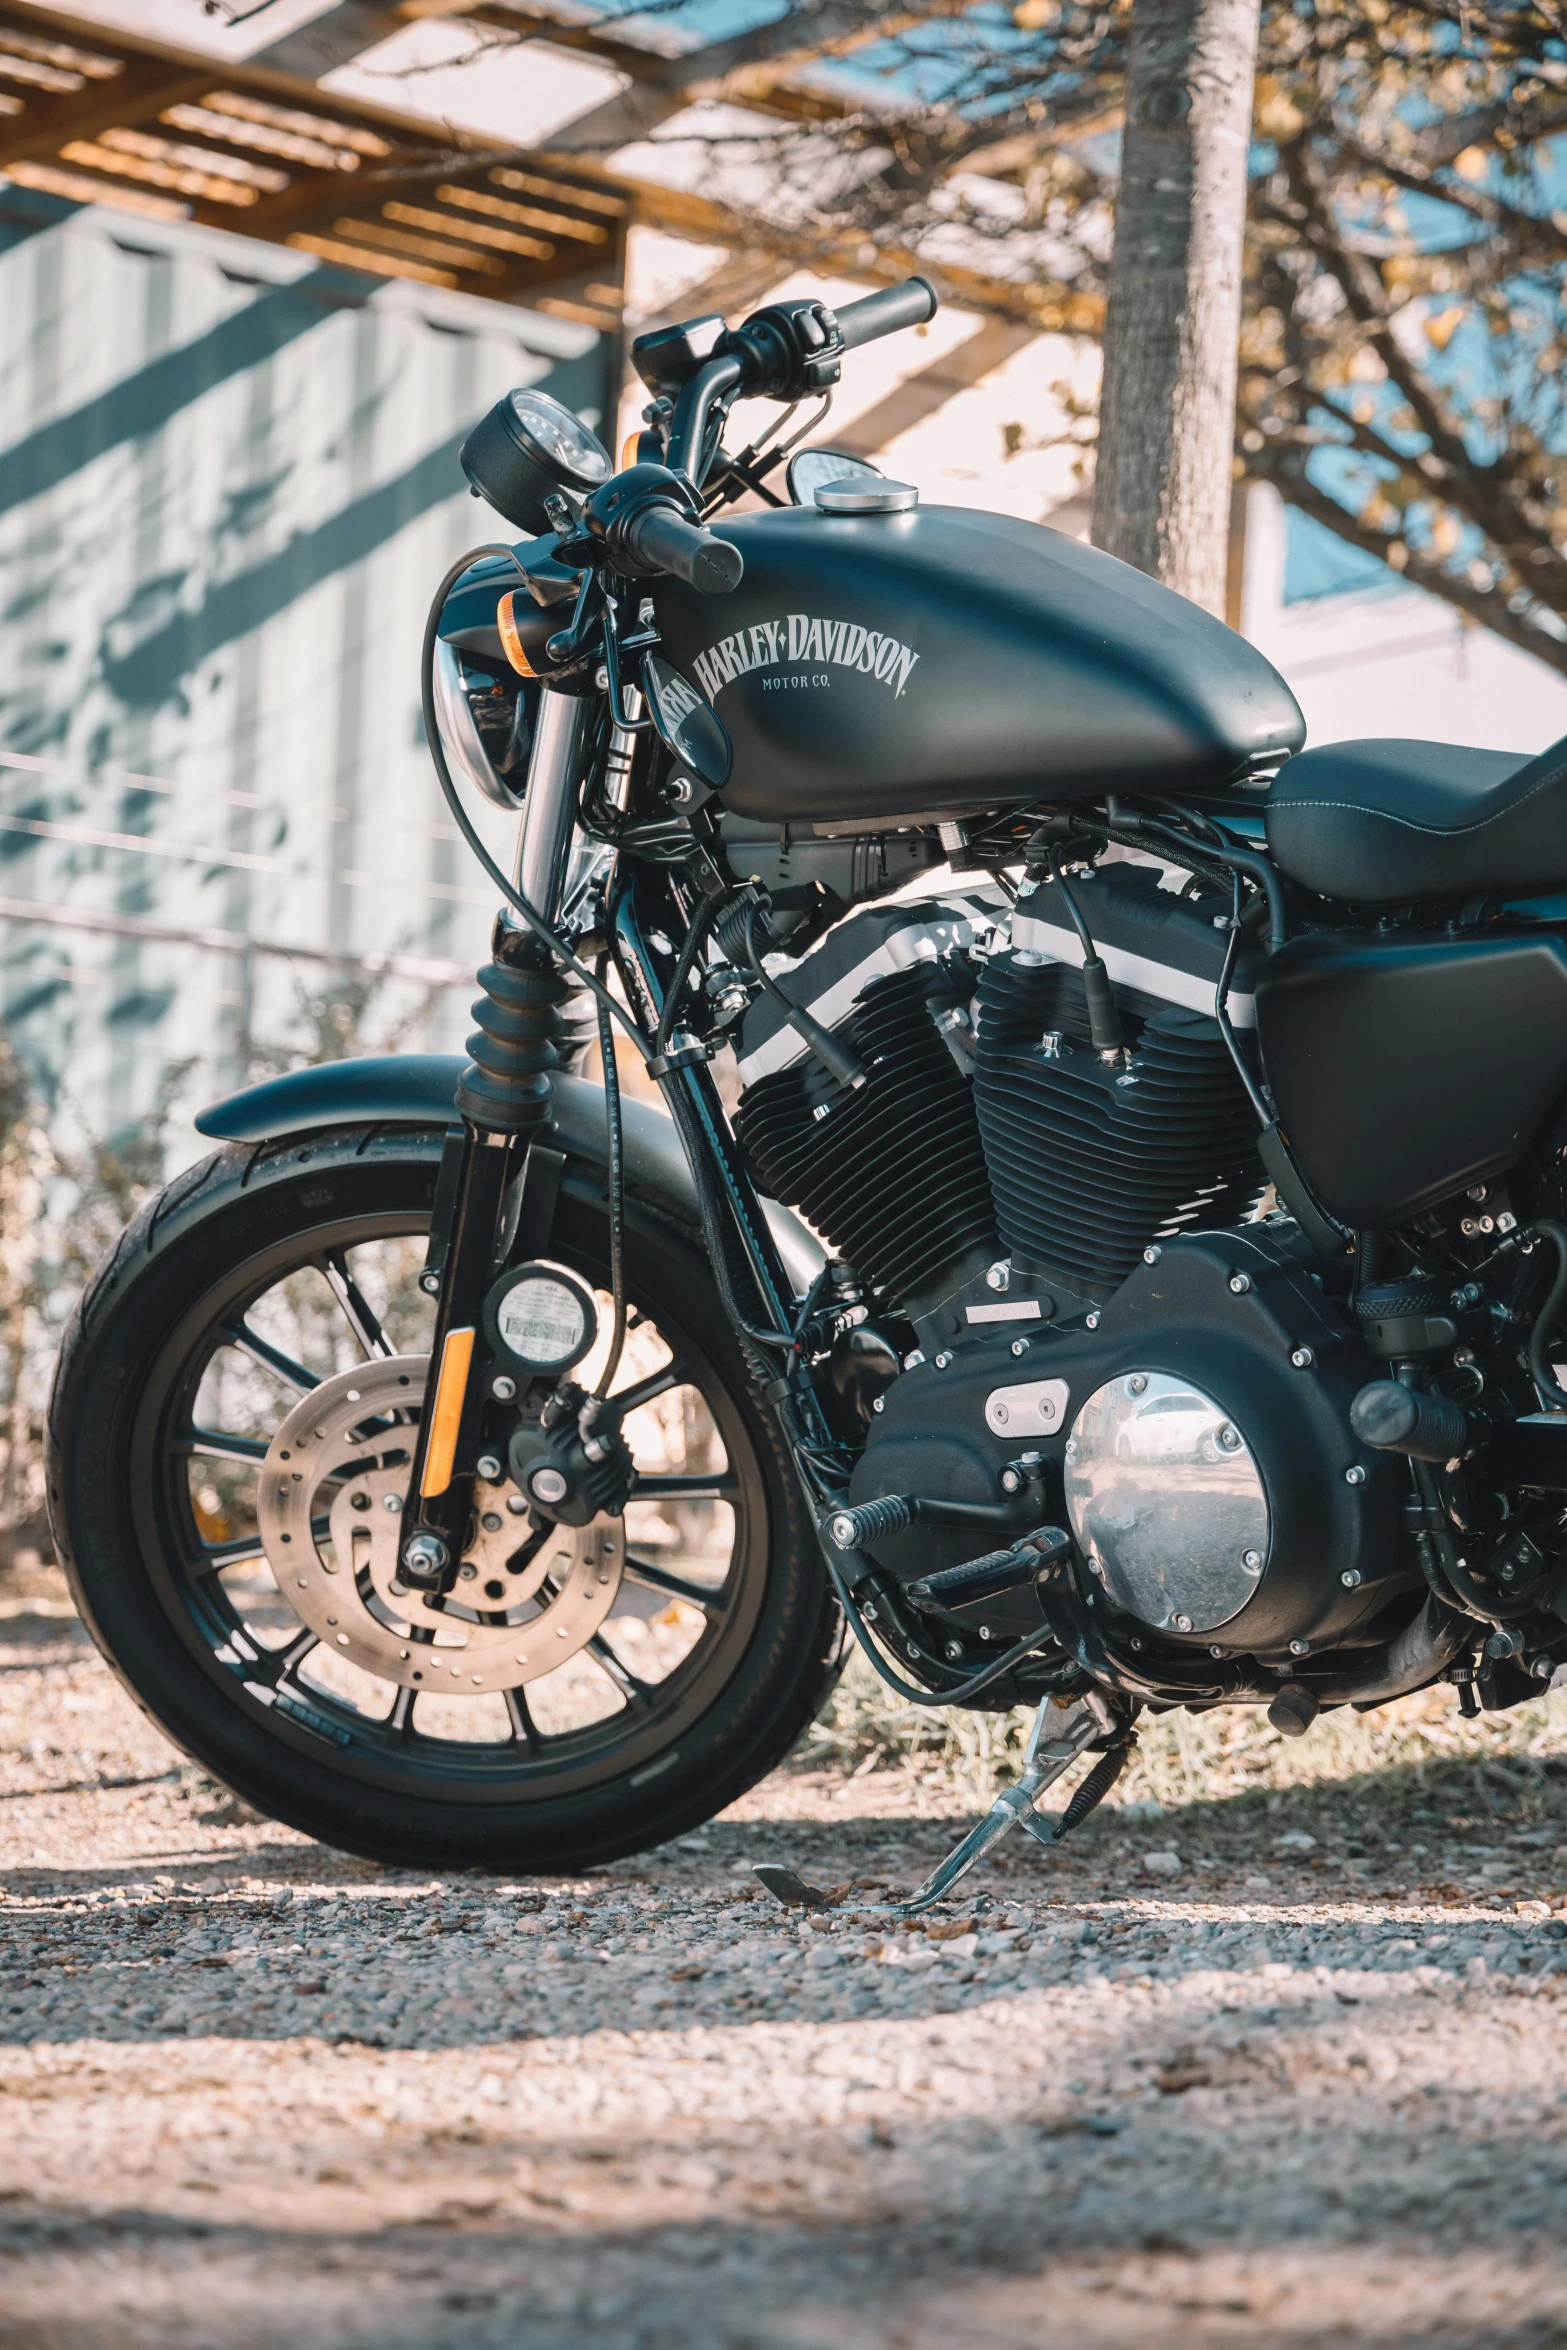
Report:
459,385,612,533
506,390,610,483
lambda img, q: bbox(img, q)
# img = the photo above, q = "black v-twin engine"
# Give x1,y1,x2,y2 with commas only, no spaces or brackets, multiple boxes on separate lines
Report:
730,863,1269,1347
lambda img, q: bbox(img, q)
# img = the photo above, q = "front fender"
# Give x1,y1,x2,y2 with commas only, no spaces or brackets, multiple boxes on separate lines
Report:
194,1055,824,1301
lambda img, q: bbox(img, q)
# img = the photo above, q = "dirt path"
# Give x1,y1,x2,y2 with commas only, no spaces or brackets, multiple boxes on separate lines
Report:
3,1590,1567,2349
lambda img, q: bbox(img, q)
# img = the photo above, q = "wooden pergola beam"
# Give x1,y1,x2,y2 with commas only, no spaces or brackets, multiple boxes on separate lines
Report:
0,0,1059,331
0,0,629,312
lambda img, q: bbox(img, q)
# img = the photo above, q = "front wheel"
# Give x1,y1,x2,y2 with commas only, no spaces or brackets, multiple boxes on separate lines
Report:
47,1125,839,1871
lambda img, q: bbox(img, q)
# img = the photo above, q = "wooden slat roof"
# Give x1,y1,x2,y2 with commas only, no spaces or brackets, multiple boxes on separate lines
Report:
0,0,630,322
0,1,1080,331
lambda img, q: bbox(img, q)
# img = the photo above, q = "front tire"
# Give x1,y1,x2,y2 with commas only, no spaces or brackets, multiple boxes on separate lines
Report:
47,1124,839,1871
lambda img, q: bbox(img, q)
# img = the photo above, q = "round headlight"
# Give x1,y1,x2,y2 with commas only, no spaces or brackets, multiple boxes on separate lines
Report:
459,387,611,533
430,638,526,813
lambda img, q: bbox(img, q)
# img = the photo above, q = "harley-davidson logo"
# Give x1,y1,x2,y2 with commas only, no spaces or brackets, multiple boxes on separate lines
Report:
690,614,920,704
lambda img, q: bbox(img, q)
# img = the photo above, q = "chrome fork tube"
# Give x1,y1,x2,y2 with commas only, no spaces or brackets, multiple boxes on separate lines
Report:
512,688,588,924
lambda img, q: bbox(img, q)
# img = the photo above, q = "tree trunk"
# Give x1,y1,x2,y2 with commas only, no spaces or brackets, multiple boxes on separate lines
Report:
1090,0,1260,614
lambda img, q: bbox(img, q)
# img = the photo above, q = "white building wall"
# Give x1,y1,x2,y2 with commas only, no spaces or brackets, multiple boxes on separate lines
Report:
0,185,607,1147
1240,482,1567,759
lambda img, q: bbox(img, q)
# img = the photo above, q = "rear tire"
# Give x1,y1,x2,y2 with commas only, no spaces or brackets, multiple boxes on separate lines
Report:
47,1124,840,1872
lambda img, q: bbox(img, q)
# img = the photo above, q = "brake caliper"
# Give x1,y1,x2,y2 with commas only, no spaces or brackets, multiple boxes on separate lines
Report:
509,1384,638,1527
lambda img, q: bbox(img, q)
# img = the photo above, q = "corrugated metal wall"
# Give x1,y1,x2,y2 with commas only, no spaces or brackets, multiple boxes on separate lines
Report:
0,183,609,1142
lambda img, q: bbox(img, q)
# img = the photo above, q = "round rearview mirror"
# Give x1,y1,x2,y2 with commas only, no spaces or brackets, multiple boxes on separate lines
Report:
785,448,885,507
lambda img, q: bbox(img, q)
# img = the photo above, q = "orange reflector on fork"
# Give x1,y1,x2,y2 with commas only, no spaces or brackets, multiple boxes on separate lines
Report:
421,1325,476,1497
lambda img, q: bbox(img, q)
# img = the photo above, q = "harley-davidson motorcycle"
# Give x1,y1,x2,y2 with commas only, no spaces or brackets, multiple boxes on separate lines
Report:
46,276,1567,1906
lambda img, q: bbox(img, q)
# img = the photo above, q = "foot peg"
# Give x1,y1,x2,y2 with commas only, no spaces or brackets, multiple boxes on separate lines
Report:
904,1526,1072,1640
827,1494,917,1545
753,1693,1128,1917
906,1526,1071,1612
825,1480,1047,1550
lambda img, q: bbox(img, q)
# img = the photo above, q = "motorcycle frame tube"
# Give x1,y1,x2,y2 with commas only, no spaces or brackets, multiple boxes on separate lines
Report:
608,868,801,1351
516,689,589,922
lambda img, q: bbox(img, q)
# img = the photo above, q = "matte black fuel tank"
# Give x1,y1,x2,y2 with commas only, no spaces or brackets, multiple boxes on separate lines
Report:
651,503,1304,822
1255,929,1567,1228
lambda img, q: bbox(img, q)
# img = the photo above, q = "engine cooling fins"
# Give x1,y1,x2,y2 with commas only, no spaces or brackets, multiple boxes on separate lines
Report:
975,952,1264,1297
735,963,998,1309
734,905,1265,1314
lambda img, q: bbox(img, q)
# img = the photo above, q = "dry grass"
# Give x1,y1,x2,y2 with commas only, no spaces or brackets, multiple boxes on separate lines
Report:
805,1647,1567,1816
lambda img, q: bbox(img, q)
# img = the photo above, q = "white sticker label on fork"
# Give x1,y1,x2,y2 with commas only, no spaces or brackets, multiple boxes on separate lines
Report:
496,1274,588,1366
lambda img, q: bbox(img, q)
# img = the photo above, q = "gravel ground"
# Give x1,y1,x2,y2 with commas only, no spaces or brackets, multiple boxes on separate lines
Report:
5,1585,1567,2349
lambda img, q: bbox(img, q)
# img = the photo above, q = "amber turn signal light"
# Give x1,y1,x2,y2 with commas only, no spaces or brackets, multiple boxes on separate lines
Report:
621,430,641,469
496,590,538,678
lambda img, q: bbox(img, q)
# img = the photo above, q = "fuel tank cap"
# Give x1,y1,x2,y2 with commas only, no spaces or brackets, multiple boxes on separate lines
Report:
814,478,919,514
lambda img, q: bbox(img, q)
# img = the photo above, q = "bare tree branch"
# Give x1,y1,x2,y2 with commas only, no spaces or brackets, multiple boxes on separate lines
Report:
1252,445,1567,679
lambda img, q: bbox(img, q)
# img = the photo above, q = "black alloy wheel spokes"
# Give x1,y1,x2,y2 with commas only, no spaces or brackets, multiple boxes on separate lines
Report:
160,1210,765,1802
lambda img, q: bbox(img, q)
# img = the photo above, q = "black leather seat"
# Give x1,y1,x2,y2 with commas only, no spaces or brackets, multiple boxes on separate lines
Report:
1264,732,1567,905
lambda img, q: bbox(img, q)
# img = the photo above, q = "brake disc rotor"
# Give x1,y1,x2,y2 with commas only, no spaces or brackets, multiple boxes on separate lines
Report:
257,1355,624,1694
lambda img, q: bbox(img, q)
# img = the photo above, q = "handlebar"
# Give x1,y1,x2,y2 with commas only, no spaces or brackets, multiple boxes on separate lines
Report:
834,276,938,351
665,276,940,481
663,351,744,492
623,503,744,595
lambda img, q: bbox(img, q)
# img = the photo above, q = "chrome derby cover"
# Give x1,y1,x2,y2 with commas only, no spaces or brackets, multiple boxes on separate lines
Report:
1063,1372,1270,1634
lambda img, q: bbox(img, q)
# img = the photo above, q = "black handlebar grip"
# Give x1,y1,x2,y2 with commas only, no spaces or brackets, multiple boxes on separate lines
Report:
834,276,939,352
624,504,744,595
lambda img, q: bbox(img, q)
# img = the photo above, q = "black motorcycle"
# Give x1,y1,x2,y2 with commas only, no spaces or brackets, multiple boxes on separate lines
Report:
47,277,1567,1908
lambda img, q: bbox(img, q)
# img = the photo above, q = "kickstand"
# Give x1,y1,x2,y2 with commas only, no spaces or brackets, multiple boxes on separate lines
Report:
754,1692,1112,1918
